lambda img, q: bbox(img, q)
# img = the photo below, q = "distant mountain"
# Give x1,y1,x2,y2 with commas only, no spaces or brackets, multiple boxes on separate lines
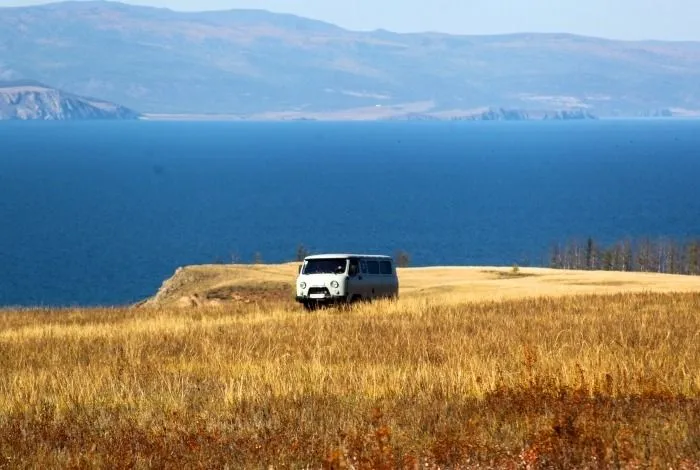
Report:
1,1,700,117
0,80,140,120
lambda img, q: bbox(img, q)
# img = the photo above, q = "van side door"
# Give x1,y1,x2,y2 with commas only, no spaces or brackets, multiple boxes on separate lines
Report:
365,259,381,298
346,257,364,301
379,260,394,297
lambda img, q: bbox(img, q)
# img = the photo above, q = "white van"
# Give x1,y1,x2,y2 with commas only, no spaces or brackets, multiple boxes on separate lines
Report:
295,254,399,309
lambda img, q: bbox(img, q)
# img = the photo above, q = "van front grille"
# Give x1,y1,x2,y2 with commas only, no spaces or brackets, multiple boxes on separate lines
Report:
308,287,330,296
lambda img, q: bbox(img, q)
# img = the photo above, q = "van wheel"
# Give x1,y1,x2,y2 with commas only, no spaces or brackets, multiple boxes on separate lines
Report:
349,295,362,304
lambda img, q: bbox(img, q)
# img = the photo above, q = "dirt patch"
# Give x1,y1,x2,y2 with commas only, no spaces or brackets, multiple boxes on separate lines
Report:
204,282,293,303
140,265,298,308
414,285,459,296
168,282,294,309
481,270,539,280
565,281,639,287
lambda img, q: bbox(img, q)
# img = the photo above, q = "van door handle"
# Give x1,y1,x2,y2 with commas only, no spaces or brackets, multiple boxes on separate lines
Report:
358,276,363,280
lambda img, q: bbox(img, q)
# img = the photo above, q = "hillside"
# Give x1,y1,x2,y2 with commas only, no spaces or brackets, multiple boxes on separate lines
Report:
141,263,700,308
1,1,700,117
0,80,140,120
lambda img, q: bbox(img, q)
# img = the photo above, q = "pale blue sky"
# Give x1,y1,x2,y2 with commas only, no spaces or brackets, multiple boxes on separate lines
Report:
2,0,700,41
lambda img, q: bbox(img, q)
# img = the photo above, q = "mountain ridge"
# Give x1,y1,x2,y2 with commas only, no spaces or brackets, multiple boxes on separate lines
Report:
2,1,700,117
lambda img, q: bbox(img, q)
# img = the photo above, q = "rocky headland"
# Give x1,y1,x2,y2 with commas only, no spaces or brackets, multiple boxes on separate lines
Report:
0,80,140,120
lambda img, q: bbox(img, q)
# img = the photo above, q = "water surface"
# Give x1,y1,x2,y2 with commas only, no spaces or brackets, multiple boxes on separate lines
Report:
1,120,699,306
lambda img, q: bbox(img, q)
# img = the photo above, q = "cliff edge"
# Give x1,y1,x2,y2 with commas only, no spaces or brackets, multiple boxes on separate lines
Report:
0,80,140,120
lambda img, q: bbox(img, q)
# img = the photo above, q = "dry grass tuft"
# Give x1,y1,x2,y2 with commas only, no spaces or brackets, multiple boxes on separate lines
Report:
0,292,699,467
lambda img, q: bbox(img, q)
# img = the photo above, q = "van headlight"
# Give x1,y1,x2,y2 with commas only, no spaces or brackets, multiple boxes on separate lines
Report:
300,282,307,289
330,281,339,288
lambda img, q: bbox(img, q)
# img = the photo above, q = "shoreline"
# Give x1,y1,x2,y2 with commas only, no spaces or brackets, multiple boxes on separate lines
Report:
139,113,700,122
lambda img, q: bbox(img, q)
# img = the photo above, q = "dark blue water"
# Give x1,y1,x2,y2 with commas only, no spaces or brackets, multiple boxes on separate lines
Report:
1,120,700,307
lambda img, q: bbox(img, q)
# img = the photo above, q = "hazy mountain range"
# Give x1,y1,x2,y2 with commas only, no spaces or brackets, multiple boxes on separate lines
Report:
1,1,699,118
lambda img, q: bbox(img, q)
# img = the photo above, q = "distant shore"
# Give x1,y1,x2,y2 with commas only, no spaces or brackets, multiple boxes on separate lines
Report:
140,112,700,122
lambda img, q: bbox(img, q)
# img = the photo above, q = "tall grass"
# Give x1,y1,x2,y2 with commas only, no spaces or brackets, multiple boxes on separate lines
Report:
0,292,699,468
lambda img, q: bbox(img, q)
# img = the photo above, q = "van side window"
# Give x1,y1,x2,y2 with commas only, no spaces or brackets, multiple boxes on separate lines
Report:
360,260,368,274
349,259,360,277
380,261,393,275
367,260,380,275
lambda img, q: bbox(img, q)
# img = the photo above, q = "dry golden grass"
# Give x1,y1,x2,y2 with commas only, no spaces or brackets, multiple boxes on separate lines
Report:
1,287,699,467
143,263,700,308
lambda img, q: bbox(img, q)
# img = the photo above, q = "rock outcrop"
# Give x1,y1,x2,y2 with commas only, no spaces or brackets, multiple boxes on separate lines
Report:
382,108,600,122
0,80,140,120
451,108,530,121
543,109,598,120
383,112,443,122
138,264,296,308
638,108,674,118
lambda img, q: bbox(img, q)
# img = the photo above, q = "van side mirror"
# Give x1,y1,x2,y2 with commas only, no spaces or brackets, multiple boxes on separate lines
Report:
349,265,358,277
298,264,302,274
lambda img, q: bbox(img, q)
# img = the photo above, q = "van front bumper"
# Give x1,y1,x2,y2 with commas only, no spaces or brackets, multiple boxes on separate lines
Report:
296,295,348,305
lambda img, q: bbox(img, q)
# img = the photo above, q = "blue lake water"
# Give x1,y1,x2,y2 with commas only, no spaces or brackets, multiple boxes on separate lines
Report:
1,119,700,307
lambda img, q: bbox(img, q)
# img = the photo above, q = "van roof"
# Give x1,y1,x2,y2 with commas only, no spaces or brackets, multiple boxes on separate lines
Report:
304,253,393,261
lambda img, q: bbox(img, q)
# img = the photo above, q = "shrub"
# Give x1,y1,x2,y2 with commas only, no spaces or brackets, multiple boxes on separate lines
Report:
395,250,410,268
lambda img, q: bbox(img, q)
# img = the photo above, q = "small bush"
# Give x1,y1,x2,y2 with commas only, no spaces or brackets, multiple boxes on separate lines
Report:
395,250,410,268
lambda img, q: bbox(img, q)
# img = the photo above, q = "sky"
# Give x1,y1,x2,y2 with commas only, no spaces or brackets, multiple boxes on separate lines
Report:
2,0,700,41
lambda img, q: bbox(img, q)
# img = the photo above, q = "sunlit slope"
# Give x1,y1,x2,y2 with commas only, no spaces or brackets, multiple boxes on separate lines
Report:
143,263,700,307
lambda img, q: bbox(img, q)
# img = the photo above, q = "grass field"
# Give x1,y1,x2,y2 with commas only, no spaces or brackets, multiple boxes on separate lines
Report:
143,263,700,307
1,266,699,468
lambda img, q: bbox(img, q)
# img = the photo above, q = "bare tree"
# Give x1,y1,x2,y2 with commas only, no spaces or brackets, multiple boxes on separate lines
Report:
585,237,595,270
295,243,310,262
549,243,564,269
636,238,652,272
689,241,700,275
549,236,700,277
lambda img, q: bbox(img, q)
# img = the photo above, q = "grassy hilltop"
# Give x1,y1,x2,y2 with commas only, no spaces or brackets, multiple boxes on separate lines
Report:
0,265,699,467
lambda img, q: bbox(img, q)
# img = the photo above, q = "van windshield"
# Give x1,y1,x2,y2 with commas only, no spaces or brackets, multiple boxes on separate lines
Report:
303,258,348,275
